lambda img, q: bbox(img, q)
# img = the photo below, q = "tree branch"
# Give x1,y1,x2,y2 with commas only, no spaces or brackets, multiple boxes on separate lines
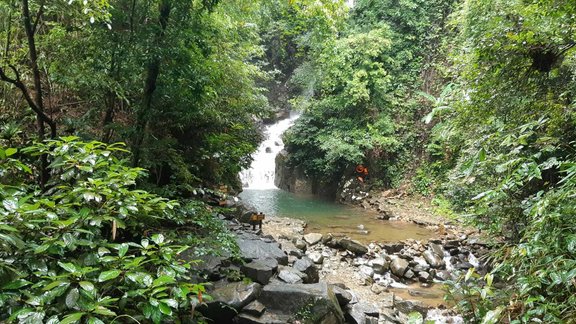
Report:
0,64,56,136
32,0,45,35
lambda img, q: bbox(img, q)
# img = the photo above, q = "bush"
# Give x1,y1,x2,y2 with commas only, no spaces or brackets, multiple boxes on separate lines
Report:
0,138,231,323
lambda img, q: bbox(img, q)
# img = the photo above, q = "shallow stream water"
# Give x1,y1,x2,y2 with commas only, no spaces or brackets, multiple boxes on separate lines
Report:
239,188,435,243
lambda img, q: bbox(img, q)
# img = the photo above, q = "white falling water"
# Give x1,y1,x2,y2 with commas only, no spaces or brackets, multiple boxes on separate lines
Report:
240,113,300,189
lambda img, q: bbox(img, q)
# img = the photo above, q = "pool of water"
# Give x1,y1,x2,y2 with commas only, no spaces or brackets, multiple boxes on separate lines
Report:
239,189,435,243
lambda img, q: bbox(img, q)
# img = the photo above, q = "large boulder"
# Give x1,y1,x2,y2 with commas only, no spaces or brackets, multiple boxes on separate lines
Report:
293,256,320,283
236,233,288,265
331,285,353,307
340,239,369,255
422,250,445,269
199,281,261,323
390,257,409,277
241,258,278,284
429,242,444,258
395,300,428,317
211,281,262,310
257,282,345,324
370,257,389,274
278,266,307,284
180,250,230,280
345,301,380,324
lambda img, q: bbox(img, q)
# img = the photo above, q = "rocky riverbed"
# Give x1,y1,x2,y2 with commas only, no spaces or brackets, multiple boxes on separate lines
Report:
190,194,492,323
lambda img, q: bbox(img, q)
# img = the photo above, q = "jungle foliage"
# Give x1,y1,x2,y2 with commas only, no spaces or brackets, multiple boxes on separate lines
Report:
282,0,576,322
0,139,237,322
434,0,576,322
283,0,456,186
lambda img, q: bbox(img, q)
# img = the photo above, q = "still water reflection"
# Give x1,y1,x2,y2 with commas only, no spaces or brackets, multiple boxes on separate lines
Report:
239,188,434,243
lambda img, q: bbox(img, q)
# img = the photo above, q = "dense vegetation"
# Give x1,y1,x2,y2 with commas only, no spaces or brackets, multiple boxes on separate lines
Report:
2,0,576,322
281,0,576,322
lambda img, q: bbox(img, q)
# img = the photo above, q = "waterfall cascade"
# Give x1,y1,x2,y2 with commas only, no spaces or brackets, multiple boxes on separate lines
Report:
239,113,300,189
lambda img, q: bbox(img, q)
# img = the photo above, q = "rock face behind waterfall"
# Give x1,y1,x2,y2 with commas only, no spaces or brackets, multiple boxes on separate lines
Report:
275,149,338,198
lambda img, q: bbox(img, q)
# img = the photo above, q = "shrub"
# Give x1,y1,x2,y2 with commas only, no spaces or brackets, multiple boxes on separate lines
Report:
0,138,226,323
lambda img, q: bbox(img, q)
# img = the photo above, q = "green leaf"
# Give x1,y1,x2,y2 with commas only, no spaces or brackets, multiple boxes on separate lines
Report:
98,270,121,282
159,302,173,315
58,262,78,273
92,306,116,316
152,275,175,287
60,312,84,324
5,148,17,156
34,244,51,254
3,198,18,212
0,233,26,249
3,279,31,290
87,317,106,324
118,243,129,257
43,280,70,291
480,306,504,324
79,281,95,292
151,233,165,245
66,288,80,308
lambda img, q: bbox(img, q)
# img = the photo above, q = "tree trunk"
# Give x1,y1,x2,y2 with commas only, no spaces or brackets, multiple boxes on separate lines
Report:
132,0,171,167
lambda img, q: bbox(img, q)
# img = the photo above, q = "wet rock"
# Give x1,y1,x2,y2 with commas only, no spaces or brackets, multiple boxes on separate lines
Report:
199,301,238,323
236,234,288,265
277,267,306,284
423,249,445,269
370,257,389,274
340,239,369,255
322,233,334,244
346,301,380,324
408,289,442,300
444,240,461,249
404,269,415,279
265,147,272,153
381,243,404,254
183,252,230,280
435,270,451,281
242,300,266,317
308,251,325,264
429,242,444,258
390,257,409,277
281,241,304,258
418,271,431,283
456,261,474,270
292,238,307,251
293,256,319,283
304,233,323,246
395,300,428,317
258,282,345,324
210,281,262,310
332,285,353,307
241,258,278,284
359,265,375,278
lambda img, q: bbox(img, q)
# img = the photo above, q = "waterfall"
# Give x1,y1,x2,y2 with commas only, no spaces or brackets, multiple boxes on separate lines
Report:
240,113,300,189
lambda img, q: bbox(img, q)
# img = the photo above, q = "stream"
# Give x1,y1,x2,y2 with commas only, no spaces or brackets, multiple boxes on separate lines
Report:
238,113,434,244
